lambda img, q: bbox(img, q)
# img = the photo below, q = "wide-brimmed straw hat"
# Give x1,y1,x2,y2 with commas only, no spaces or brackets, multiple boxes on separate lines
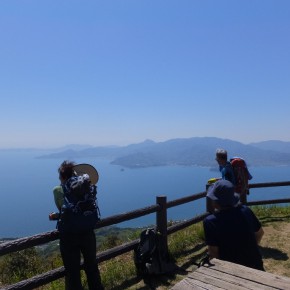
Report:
73,163,99,185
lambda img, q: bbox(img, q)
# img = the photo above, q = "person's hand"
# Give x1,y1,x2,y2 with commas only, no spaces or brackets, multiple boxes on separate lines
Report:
49,212,60,221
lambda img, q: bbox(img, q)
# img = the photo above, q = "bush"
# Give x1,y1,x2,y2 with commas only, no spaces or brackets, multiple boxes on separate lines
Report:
0,248,43,284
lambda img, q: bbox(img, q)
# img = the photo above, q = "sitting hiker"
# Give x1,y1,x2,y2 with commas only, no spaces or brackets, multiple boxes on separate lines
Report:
203,179,264,270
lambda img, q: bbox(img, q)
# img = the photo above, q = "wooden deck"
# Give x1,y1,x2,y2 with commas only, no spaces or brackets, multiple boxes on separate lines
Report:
171,258,290,290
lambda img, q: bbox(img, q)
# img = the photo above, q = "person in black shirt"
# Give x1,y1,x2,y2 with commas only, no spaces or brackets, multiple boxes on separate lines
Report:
203,179,264,270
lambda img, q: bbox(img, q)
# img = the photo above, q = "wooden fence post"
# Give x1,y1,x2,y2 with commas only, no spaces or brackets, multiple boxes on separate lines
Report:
156,195,168,259
206,183,214,213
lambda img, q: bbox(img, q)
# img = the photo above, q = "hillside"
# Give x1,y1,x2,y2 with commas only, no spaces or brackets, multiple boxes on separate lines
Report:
250,140,290,154
36,137,290,168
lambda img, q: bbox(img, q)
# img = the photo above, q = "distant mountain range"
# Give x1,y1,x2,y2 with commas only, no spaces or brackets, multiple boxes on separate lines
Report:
35,137,290,168
250,140,290,154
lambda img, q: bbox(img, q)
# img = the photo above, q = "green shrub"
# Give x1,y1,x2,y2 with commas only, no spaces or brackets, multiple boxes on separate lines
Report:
0,248,43,284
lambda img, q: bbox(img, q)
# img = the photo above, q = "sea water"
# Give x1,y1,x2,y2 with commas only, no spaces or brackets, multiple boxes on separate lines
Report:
0,150,289,238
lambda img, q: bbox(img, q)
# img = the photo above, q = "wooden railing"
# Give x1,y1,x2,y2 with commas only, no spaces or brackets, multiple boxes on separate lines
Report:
1,181,290,290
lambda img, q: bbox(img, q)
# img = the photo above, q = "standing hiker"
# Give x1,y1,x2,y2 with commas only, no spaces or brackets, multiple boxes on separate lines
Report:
52,160,103,290
215,148,236,185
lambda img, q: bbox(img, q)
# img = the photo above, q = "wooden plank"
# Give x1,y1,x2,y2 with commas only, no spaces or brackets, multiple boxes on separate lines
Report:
170,280,205,290
171,277,221,290
205,259,290,289
189,271,253,290
194,267,276,290
172,259,290,290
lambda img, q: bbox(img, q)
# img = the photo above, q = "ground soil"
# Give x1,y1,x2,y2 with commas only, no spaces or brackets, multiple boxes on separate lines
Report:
260,220,290,277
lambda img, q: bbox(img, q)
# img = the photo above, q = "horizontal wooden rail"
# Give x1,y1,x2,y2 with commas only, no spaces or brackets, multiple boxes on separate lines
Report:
249,181,290,188
0,204,160,257
247,198,290,206
1,267,65,290
167,191,206,208
95,204,160,228
2,240,140,290
167,213,209,235
0,231,59,257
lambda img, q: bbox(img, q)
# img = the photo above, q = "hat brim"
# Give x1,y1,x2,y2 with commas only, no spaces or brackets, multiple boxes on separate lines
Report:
206,183,219,201
73,164,99,185
207,183,240,207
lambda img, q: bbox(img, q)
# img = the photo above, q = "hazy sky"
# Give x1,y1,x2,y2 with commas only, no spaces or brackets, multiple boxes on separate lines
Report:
1,1,290,148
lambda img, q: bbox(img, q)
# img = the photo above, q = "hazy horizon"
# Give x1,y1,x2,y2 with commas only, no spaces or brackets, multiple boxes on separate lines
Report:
1,136,290,151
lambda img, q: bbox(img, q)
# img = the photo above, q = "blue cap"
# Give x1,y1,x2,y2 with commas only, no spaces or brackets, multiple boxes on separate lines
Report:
207,179,239,207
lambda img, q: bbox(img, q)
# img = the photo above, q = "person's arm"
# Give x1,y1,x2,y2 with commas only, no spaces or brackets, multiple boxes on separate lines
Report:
53,186,64,211
242,206,264,245
207,245,219,259
220,166,226,179
255,227,264,245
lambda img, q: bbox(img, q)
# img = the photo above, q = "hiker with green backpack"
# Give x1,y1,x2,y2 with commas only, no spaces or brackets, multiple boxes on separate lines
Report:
50,160,103,290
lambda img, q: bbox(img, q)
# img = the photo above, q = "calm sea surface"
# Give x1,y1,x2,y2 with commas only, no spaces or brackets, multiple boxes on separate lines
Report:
1,150,290,238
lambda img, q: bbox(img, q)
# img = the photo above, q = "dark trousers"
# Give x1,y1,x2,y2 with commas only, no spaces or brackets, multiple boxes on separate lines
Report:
59,230,103,290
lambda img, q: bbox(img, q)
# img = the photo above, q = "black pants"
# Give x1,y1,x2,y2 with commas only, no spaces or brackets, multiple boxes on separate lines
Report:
59,230,103,290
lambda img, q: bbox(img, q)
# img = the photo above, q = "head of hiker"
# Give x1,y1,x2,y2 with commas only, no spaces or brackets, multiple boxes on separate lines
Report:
207,179,239,208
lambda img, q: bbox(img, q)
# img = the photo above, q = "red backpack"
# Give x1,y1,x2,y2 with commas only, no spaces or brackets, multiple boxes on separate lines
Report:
230,157,252,194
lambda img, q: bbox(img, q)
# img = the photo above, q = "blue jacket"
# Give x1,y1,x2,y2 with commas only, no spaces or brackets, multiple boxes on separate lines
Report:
219,161,236,185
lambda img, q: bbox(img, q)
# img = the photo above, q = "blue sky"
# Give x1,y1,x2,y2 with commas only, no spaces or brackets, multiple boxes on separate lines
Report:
1,1,290,148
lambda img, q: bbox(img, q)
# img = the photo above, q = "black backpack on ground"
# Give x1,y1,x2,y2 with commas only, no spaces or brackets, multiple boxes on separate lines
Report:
134,228,168,277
